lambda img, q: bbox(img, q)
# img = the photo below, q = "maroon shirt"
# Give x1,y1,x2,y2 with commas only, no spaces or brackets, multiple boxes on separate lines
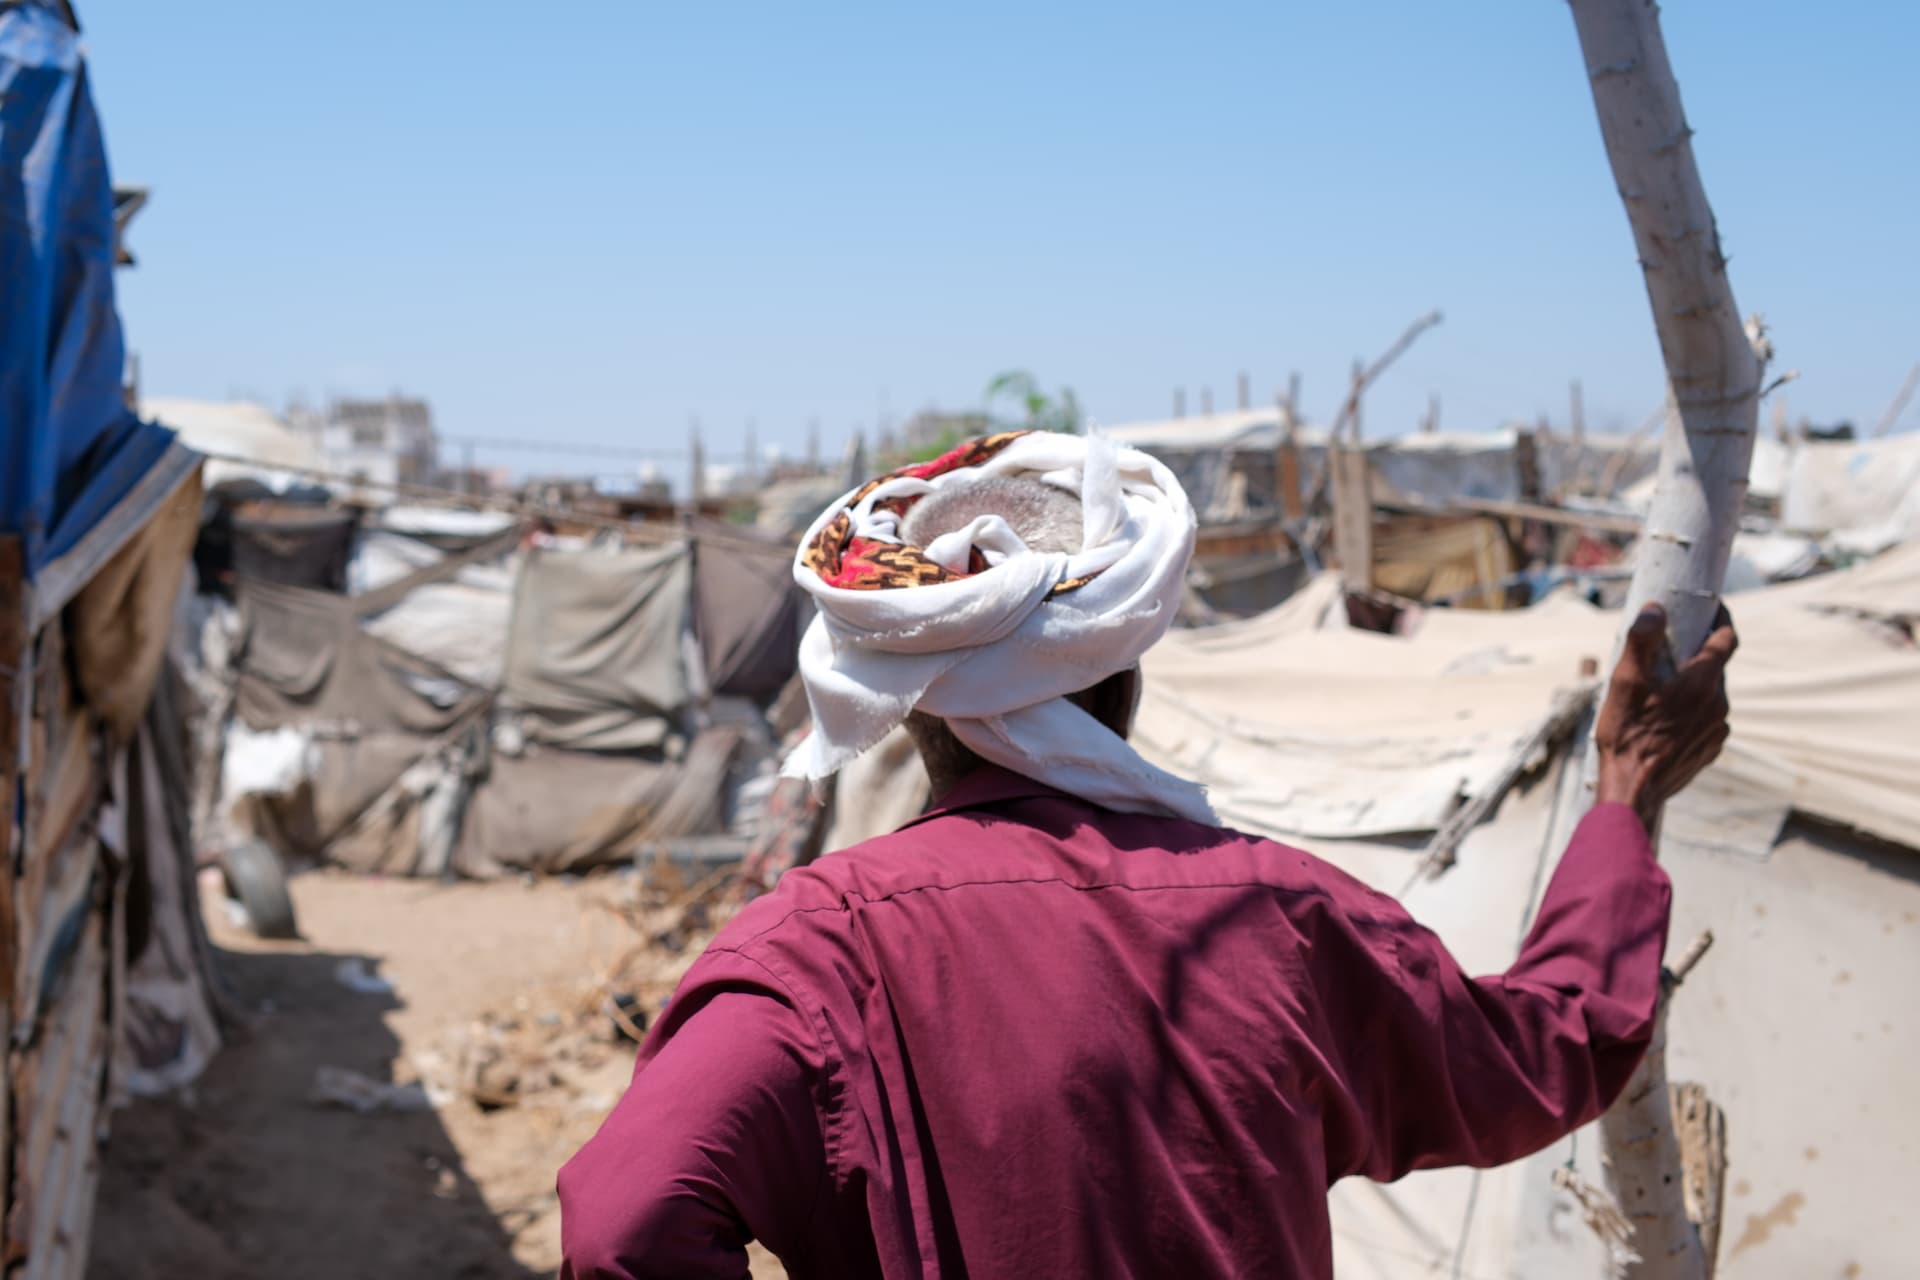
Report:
560,767,1669,1279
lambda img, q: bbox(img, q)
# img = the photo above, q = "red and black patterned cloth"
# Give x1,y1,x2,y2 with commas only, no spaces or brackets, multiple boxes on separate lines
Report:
799,430,1097,597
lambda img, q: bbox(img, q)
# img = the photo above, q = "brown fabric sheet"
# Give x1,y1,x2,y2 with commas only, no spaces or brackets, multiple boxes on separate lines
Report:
228,504,359,592
500,544,693,751
232,579,483,737
692,533,806,702
68,468,203,741
454,728,740,876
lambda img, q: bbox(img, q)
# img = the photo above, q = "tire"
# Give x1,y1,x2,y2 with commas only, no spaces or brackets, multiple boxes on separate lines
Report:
223,840,299,940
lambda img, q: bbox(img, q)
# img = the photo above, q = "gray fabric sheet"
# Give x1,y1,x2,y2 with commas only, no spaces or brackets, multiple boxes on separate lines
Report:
690,526,805,702
454,727,740,876
232,579,483,737
501,544,693,751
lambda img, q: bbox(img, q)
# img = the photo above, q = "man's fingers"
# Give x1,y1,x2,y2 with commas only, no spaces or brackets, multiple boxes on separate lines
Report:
1612,603,1667,695
1694,621,1738,667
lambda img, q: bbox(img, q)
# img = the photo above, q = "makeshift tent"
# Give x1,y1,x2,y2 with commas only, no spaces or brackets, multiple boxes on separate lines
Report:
1102,413,1663,514
1138,546,1920,849
1,10,220,1276
209,533,765,879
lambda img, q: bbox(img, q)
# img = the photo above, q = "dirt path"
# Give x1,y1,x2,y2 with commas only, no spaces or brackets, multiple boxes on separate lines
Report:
89,868,783,1279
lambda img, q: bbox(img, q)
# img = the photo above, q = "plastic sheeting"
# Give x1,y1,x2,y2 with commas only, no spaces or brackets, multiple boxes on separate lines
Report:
501,544,694,752
0,6,180,578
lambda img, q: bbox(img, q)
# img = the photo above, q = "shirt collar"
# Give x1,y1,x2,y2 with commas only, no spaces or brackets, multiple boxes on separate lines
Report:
899,763,1070,829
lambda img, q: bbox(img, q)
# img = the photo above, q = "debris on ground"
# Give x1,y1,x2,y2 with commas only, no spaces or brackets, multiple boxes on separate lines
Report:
412,863,743,1115
308,1064,434,1114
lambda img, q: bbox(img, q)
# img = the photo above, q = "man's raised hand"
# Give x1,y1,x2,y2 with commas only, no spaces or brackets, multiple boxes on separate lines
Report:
1594,602,1738,830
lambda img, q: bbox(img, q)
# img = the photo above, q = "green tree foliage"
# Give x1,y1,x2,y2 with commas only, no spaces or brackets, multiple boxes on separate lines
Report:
985,370,1083,435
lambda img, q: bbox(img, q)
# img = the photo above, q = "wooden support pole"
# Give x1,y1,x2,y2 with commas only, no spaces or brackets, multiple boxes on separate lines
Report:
689,417,707,502
1565,2,1766,1276
1411,682,1599,883
1329,444,1373,594
1274,395,1305,523
1236,371,1250,411
1872,361,1920,438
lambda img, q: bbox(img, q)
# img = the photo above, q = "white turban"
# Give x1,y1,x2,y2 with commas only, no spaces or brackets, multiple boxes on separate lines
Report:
783,429,1215,824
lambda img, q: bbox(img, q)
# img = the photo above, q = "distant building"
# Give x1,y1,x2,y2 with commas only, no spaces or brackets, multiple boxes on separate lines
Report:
307,394,438,501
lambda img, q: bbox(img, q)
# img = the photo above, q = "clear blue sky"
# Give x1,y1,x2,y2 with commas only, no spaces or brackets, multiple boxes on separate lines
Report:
83,1,1920,479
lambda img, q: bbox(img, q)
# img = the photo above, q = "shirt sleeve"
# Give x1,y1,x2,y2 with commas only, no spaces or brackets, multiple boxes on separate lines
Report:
1322,802,1672,1182
558,989,826,1280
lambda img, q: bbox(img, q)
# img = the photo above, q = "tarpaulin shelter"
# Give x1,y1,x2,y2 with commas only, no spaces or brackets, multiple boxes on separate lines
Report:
1,7,221,1276
208,521,793,879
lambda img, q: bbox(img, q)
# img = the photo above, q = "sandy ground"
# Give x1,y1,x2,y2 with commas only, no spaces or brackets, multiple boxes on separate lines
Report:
88,868,784,1279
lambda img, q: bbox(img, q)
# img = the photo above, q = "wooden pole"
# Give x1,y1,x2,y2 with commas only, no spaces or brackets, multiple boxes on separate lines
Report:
1329,442,1372,595
1346,361,1364,443
689,418,707,502
1237,371,1251,411
1274,392,1304,522
1565,1,1766,1276
1330,310,1444,444
1872,361,1920,437
1571,378,1587,442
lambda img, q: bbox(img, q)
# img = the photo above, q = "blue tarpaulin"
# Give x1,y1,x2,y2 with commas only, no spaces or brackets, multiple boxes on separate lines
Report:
1,1,179,582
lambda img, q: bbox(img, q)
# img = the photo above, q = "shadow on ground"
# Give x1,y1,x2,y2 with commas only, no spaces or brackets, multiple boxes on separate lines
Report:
89,945,541,1280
